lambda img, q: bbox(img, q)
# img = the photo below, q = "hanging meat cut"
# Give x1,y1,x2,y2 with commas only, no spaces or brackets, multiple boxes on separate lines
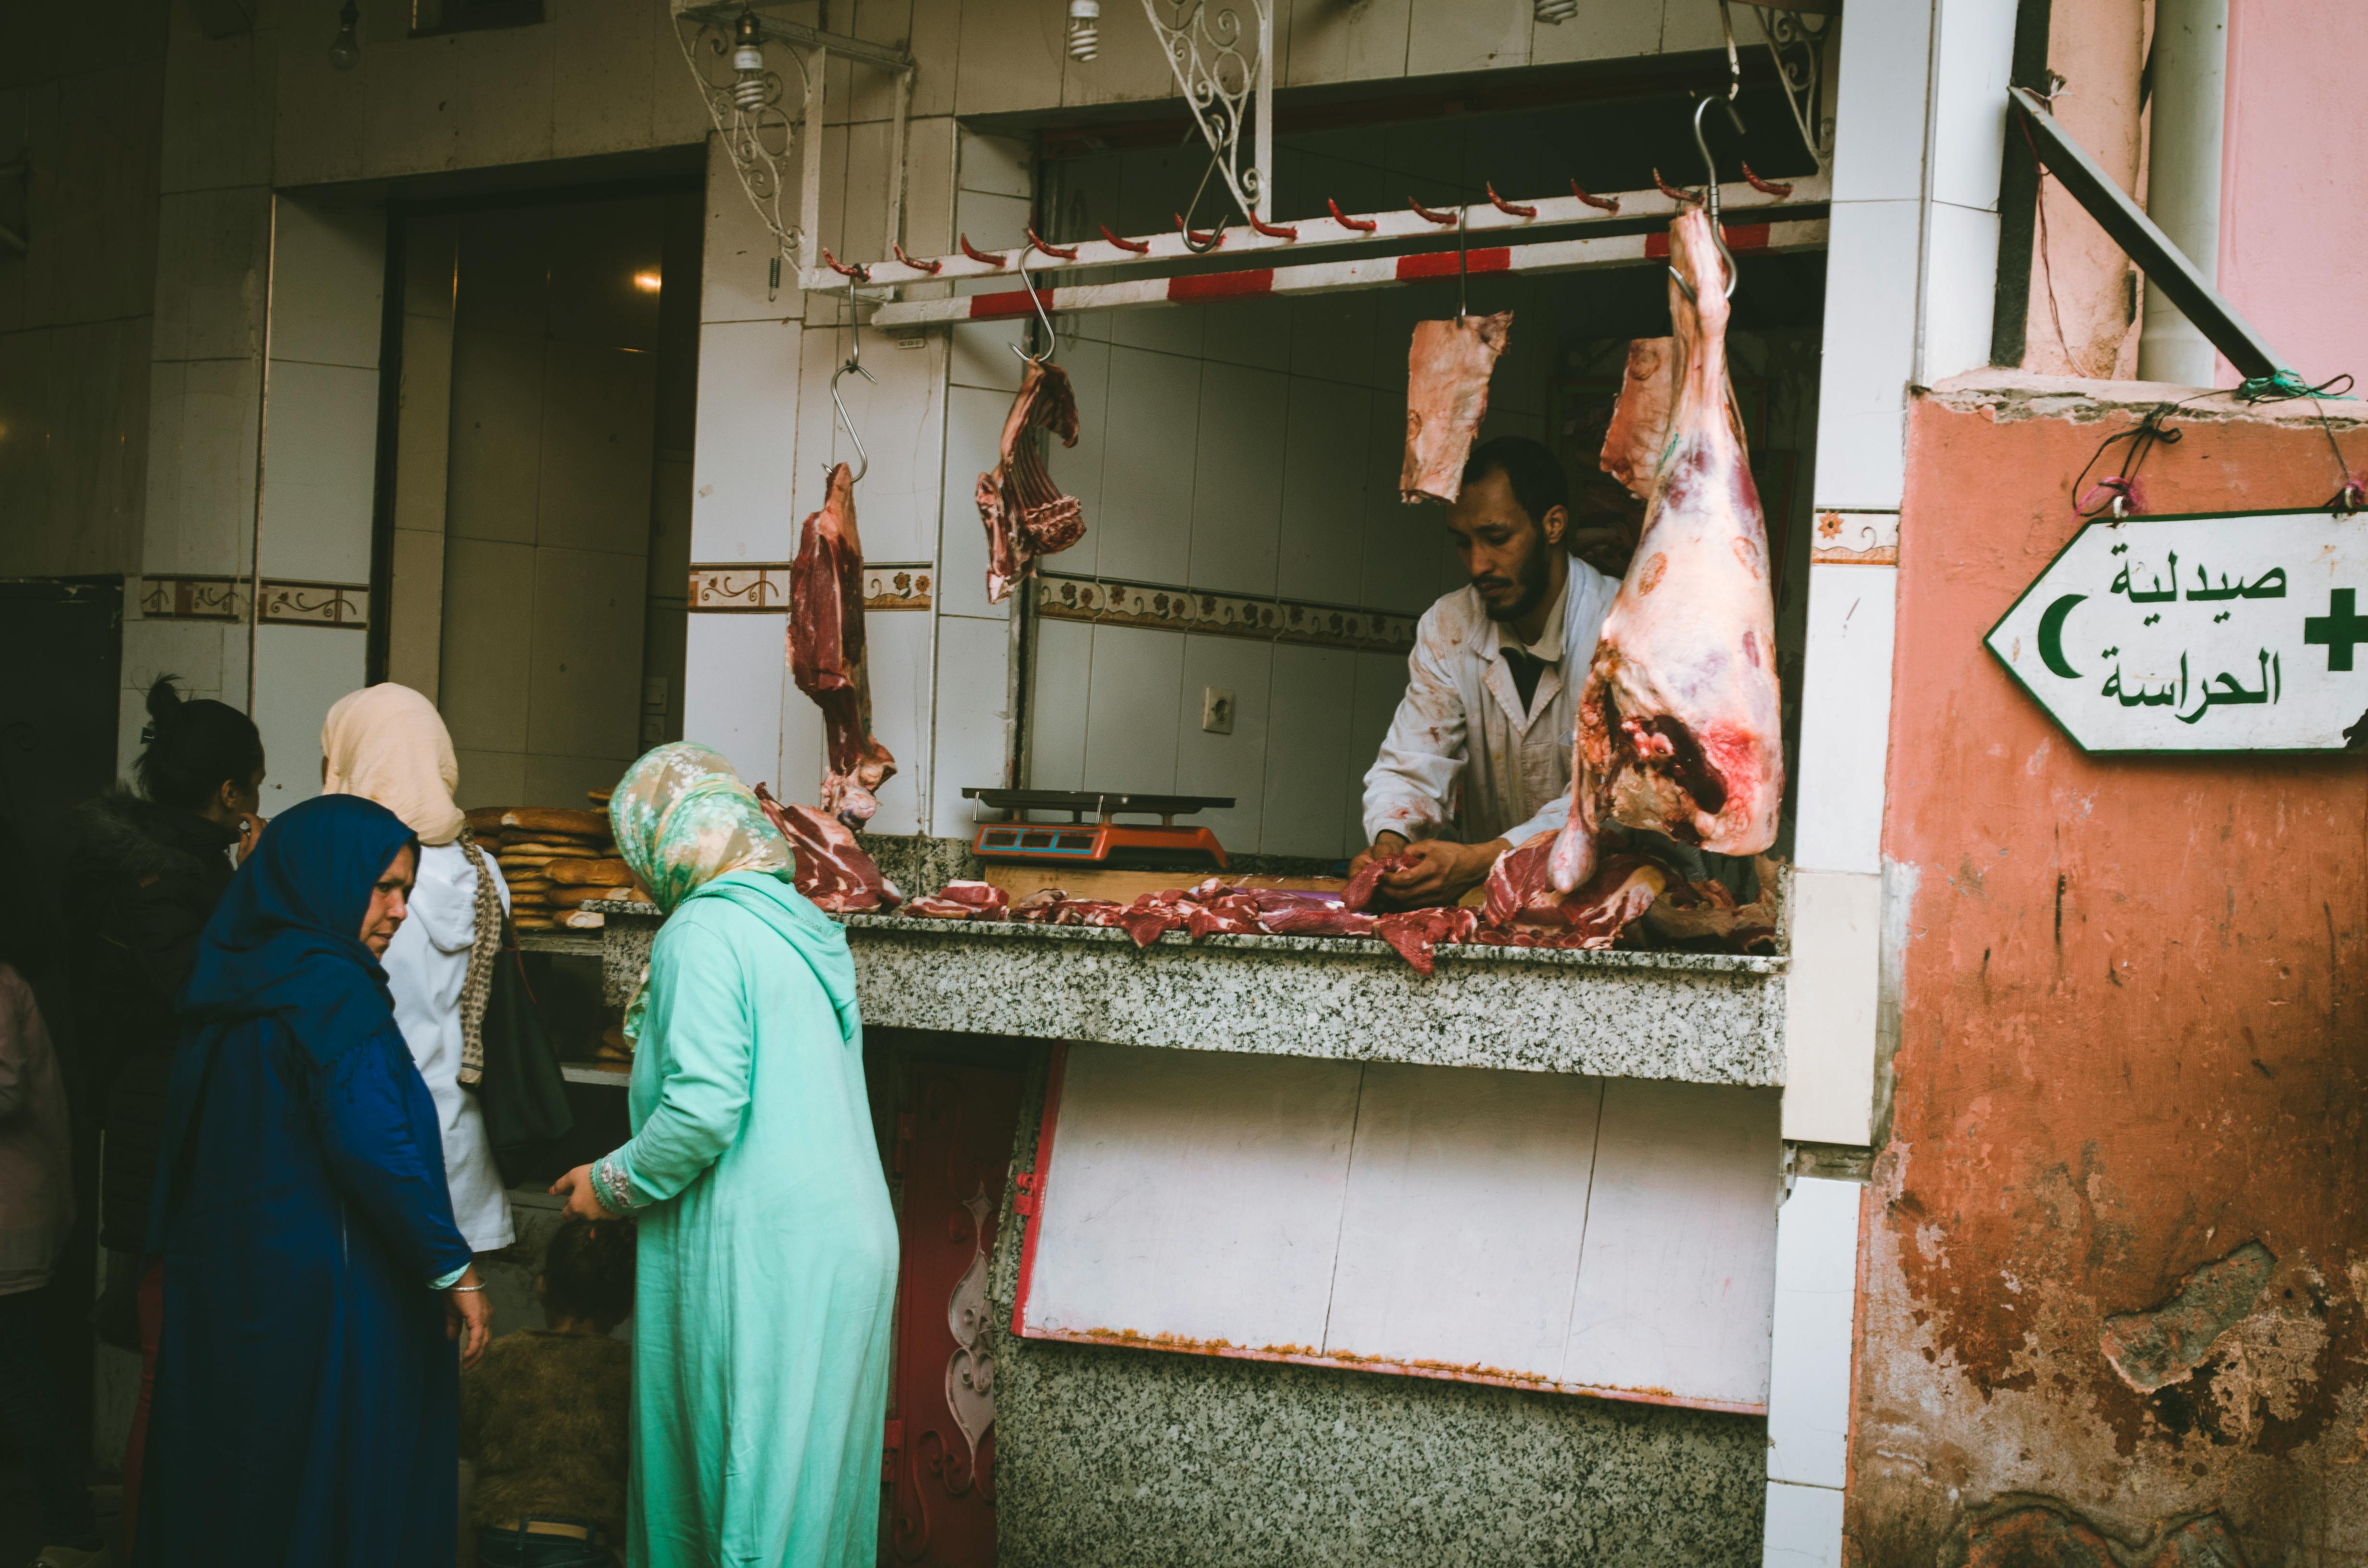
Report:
1598,336,1677,501
752,783,905,913
1400,311,1514,505
975,357,1086,603
1550,208,1784,892
789,463,897,828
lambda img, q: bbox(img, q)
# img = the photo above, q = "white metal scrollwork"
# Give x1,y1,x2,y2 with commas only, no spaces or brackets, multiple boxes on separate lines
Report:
673,14,805,286
1141,0,1273,223
1745,3,1834,168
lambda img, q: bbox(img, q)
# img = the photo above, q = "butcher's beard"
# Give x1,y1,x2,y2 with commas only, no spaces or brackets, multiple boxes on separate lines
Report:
1475,537,1553,624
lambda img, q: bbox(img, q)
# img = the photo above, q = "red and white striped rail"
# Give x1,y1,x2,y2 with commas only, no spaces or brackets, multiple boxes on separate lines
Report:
804,172,1829,294
866,218,1829,330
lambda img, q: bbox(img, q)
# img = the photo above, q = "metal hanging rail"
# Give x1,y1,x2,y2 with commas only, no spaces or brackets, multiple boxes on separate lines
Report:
866,218,1828,330
797,171,1827,295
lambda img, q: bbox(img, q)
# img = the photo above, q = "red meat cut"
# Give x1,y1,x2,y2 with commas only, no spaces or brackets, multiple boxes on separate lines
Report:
1400,312,1514,505
752,783,905,912
975,357,1086,603
1551,208,1783,892
905,881,1011,920
789,463,897,828
1372,906,1479,976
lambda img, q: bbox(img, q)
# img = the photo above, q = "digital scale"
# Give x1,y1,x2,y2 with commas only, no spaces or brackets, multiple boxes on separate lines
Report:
963,788,1234,870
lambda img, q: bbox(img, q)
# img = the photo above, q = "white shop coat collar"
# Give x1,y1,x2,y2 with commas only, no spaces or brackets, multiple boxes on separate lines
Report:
1360,561,1619,850
382,840,515,1253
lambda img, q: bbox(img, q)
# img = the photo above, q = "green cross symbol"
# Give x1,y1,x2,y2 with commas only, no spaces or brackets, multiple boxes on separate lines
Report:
2305,588,2368,671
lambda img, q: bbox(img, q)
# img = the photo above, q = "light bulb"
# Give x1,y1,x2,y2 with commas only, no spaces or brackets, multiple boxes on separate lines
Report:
1068,0,1100,61
1534,0,1579,20
731,10,767,110
329,0,360,69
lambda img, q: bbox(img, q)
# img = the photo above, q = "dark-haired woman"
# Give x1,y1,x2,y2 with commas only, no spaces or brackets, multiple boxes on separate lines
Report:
460,1217,637,1566
63,674,265,1536
136,793,488,1567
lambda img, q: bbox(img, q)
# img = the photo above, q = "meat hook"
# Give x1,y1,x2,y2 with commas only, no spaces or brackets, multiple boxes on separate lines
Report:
1327,199,1378,233
1674,94,1742,302
1407,196,1458,226
1568,180,1620,213
1484,182,1537,219
1025,226,1080,261
821,245,870,282
1098,223,1152,255
1178,147,1229,255
1247,212,1299,240
890,241,942,275
959,234,1010,268
827,273,876,485
1009,245,1060,366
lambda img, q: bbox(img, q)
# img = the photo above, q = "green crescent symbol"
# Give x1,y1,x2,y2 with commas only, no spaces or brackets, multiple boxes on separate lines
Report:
2037,593,2085,678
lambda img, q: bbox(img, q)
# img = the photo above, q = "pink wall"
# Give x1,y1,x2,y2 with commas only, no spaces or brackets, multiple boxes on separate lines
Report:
2218,0,2368,386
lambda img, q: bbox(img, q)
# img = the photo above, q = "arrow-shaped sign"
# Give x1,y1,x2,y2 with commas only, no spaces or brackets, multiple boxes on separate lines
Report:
1987,509,2368,752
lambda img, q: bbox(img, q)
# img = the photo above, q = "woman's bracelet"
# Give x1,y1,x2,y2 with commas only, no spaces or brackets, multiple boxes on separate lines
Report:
447,1283,486,1293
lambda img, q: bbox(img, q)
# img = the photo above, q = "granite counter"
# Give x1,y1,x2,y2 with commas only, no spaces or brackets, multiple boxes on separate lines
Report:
591,902,1785,1087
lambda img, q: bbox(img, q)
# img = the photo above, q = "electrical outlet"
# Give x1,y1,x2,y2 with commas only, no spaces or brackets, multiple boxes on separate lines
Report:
1200,686,1235,735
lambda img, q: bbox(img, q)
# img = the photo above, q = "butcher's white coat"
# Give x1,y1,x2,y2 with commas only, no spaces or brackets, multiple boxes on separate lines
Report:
1361,564,1620,851
382,841,515,1252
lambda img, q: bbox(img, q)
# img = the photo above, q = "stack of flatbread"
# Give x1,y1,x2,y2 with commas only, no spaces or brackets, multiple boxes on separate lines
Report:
463,805,639,931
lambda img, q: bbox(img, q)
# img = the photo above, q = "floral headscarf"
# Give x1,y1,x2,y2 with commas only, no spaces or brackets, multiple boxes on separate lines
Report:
608,743,791,915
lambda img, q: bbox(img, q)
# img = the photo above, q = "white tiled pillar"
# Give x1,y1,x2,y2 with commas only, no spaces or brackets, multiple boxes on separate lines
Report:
1775,1,2016,1557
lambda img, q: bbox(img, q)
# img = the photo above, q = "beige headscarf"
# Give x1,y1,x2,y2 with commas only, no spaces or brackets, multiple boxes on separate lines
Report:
321,683,501,1083
321,684,467,845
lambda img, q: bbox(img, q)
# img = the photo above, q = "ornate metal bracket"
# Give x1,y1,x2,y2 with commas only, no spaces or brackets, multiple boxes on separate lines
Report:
1744,2,1835,168
1141,0,1273,223
673,12,805,290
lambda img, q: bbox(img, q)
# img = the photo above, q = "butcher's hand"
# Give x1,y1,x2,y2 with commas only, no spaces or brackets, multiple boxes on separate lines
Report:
1347,832,1409,881
1380,838,1506,907
549,1163,610,1223
444,1265,492,1368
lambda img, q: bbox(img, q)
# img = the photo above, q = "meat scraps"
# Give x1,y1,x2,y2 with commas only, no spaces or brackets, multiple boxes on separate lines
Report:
1552,208,1784,892
1340,853,1406,913
974,357,1086,603
752,783,905,912
1400,311,1514,505
1372,906,1479,977
789,462,896,828
1598,336,1678,502
905,880,1011,920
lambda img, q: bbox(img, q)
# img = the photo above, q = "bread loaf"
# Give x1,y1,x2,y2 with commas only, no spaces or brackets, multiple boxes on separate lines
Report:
464,807,507,835
501,841,608,858
550,884,635,908
512,915,557,930
547,858,633,886
561,910,606,930
587,788,614,806
499,854,561,870
500,807,609,838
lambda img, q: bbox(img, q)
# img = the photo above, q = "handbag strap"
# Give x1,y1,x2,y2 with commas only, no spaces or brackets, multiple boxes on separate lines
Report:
456,831,504,1086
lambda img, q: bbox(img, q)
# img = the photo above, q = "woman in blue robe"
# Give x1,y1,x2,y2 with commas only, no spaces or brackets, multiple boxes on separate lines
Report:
136,793,490,1566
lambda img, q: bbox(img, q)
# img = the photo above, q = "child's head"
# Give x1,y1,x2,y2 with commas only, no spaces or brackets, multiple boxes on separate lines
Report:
537,1217,636,1333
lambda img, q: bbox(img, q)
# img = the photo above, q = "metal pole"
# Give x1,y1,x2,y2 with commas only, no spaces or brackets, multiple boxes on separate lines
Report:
2136,0,2229,385
1253,2,1272,223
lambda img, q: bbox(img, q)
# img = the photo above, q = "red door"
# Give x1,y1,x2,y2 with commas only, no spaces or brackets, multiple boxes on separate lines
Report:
883,1058,1024,1567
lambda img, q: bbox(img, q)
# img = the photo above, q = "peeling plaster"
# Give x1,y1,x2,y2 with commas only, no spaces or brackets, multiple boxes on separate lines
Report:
2100,1243,2276,1395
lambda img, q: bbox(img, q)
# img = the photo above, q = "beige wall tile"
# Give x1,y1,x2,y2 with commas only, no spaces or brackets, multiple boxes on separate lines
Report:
839,0,915,124
537,340,659,556
439,535,537,752
839,118,894,267
526,545,650,760
702,134,804,326
37,66,167,330
688,316,805,560
387,525,448,697
553,0,655,159
273,28,366,186
395,312,454,536
1281,0,1411,86
445,322,544,545
955,0,1062,117
144,353,263,576
1530,0,1665,66
361,36,460,178
160,13,279,196
647,8,713,147
452,746,528,810
0,319,149,578
450,23,556,172
1060,0,1176,107
258,358,379,582
905,0,961,118
523,751,637,810
1407,0,1531,74
152,189,269,365
269,197,384,369
251,621,368,814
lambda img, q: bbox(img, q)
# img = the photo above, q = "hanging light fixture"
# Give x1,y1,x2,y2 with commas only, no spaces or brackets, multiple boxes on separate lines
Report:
328,0,361,69
1067,0,1101,61
1535,0,1579,20
730,10,768,111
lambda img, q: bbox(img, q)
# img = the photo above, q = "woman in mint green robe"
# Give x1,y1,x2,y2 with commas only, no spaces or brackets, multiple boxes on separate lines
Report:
551,744,897,1567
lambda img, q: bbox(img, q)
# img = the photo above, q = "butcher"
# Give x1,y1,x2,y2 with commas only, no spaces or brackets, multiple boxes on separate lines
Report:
1349,435,1618,908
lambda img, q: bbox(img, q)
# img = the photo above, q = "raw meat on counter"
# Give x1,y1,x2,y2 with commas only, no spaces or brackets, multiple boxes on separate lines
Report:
1552,207,1784,893
1400,311,1513,505
1340,853,1405,912
905,881,1011,920
789,462,897,828
1372,906,1479,977
975,357,1086,603
752,784,905,913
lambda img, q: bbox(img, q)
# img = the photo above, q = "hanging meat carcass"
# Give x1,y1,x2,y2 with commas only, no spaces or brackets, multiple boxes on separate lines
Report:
789,462,897,828
975,356,1086,603
1400,311,1514,504
752,784,905,913
1549,209,1783,892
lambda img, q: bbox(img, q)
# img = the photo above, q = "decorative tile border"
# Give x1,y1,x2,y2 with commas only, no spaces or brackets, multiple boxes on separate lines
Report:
259,579,368,627
1810,510,1899,566
138,575,242,621
690,562,934,612
1037,574,1418,655
139,575,370,627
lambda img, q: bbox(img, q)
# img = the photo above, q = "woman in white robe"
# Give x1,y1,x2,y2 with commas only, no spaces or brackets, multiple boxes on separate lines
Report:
321,684,515,1252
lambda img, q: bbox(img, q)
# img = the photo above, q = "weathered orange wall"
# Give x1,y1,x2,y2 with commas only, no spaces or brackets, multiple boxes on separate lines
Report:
1850,374,2368,1565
